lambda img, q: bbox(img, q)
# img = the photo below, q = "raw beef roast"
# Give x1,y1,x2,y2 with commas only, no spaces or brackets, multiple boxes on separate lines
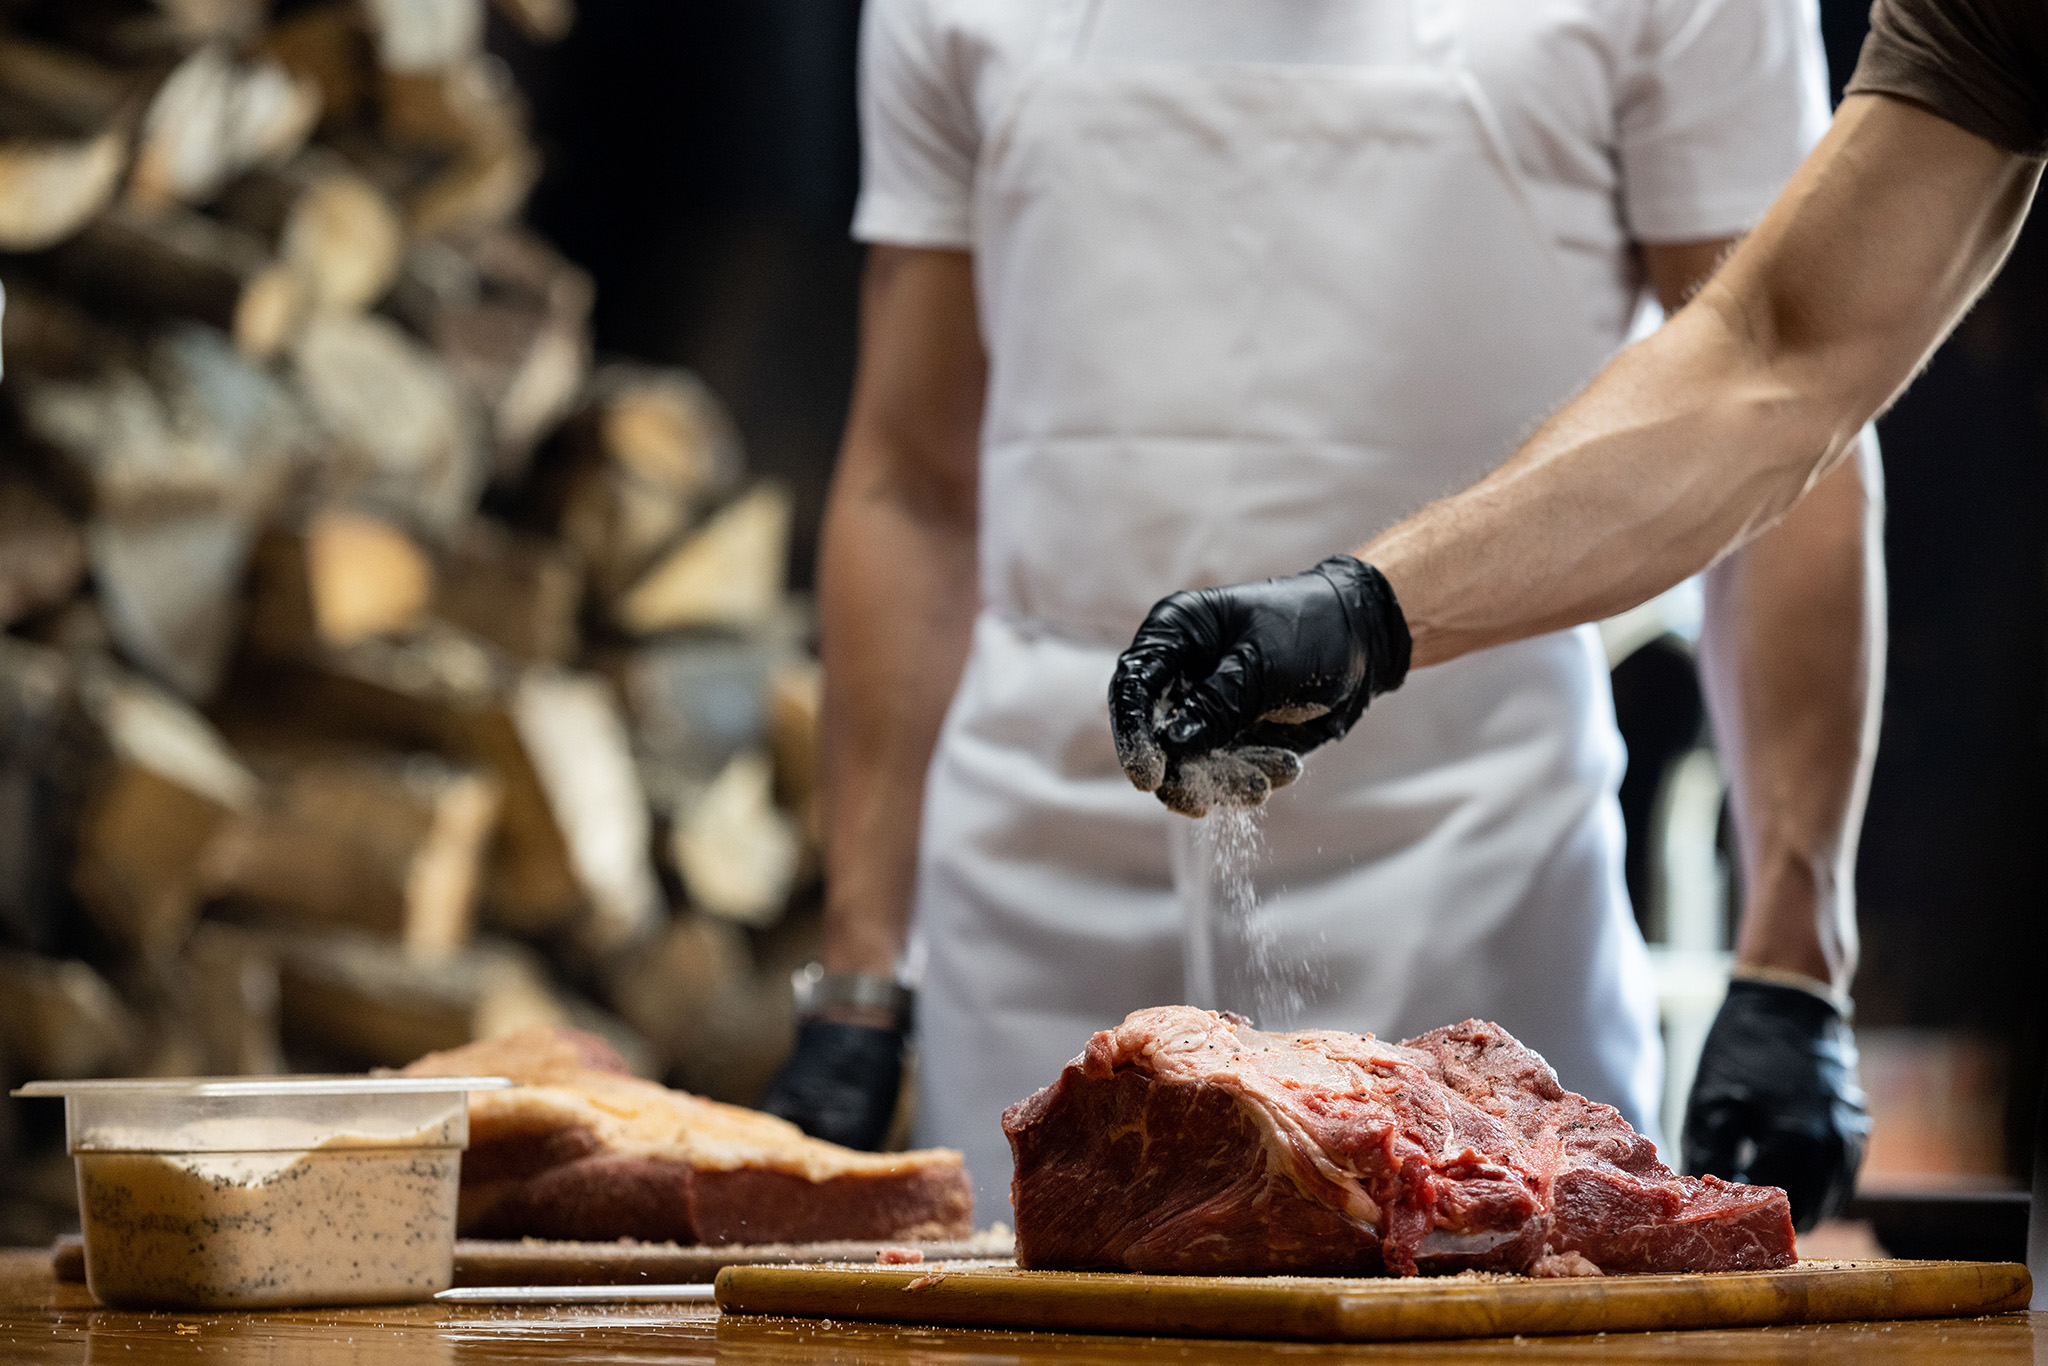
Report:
1004,1007,1795,1277
401,1027,972,1245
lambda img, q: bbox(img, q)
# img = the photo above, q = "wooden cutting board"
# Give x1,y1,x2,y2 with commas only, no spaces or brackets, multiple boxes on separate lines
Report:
713,1258,2031,1342
50,1232,1013,1288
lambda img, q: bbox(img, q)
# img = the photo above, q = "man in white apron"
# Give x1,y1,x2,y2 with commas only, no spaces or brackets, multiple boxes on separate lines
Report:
762,0,1880,1230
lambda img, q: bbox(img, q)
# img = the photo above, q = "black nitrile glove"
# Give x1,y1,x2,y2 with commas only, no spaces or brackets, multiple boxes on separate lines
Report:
758,1020,905,1151
1681,978,1871,1232
1108,555,1411,816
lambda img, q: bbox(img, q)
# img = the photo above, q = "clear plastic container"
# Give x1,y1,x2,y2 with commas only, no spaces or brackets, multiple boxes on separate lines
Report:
14,1075,510,1310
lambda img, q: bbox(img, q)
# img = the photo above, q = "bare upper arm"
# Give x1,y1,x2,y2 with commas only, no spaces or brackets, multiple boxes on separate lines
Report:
1641,238,1735,318
838,245,986,528
1701,94,2041,430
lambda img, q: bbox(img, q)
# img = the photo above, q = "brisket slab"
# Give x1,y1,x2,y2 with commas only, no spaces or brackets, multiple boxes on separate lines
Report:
1004,1007,1794,1277
401,1027,973,1245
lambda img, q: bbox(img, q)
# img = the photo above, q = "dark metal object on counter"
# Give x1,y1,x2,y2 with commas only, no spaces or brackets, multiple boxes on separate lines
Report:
435,1283,716,1303
2032,1070,2046,1309
1848,1189,2030,1263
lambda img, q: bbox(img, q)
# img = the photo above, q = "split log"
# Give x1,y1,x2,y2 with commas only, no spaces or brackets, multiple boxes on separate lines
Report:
360,20,537,238
254,633,661,950
121,923,287,1078
0,38,137,250
149,318,311,496
432,517,580,664
71,663,258,958
322,108,537,242
292,311,487,536
0,126,127,252
87,513,252,699
0,37,137,130
0,473,86,628
14,396,218,700
508,669,662,951
260,1,373,130
592,366,744,498
17,327,308,696
248,509,435,657
48,203,304,358
201,752,502,960
379,55,537,239
276,931,564,1069
671,751,800,927
603,635,788,797
0,952,137,1079
37,0,270,60
541,367,751,616
490,0,575,43
615,483,792,636
17,324,307,517
390,232,591,481
363,0,485,73
216,153,405,313
551,366,743,597
380,55,518,154
407,137,538,240
104,326,309,696
15,322,307,518
130,45,320,210
178,923,282,1075
606,915,790,1105
767,659,822,841
153,0,272,46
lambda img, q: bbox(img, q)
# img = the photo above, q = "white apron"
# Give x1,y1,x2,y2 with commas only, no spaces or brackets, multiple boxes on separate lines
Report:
911,0,1664,1220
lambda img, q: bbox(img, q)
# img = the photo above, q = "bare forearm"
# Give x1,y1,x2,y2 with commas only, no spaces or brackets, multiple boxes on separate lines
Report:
817,465,977,979
815,246,986,986
1361,96,2037,668
1365,295,1838,663
1700,432,1883,992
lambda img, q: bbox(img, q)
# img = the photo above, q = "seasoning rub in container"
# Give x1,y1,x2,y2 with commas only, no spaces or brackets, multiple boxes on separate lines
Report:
14,1074,510,1309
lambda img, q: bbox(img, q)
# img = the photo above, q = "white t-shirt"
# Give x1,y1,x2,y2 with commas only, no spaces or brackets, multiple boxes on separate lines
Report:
852,0,1831,341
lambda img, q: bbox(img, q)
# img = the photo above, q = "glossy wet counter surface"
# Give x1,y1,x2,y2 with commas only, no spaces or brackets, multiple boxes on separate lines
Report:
1,1251,2042,1364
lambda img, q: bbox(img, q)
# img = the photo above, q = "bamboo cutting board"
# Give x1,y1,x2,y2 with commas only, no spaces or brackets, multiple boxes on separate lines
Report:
713,1259,2031,1342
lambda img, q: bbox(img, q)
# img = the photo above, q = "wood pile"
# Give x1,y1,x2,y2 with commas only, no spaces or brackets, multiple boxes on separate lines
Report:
0,0,826,1241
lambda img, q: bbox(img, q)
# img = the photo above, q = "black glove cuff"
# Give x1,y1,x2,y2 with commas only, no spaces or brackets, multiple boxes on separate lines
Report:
1314,555,1412,701
1722,976,1847,1031
758,1020,908,1151
788,1017,907,1060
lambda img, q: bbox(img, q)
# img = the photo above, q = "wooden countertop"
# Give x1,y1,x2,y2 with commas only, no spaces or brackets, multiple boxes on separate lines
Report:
0,1250,2040,1364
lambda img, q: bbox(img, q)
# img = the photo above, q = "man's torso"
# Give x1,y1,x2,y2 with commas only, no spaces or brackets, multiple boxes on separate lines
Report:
907,0,1707,339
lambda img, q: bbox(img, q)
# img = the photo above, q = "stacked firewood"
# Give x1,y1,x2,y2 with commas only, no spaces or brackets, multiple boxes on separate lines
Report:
0,0,825,1238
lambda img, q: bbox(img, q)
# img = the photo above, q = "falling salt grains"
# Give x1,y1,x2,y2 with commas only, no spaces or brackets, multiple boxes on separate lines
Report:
1207,805,1262,949
1200,804,1315,1028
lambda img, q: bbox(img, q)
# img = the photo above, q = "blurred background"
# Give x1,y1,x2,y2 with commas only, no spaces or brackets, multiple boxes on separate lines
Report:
0,0,2039,1259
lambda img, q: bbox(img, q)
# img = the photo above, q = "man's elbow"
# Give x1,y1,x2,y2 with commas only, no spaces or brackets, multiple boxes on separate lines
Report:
833,425,978,537
1687,286,1877,517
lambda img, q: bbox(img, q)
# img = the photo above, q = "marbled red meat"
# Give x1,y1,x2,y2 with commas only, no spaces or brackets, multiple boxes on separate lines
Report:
400,1027,972,1245
1004,1007,1795,1277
